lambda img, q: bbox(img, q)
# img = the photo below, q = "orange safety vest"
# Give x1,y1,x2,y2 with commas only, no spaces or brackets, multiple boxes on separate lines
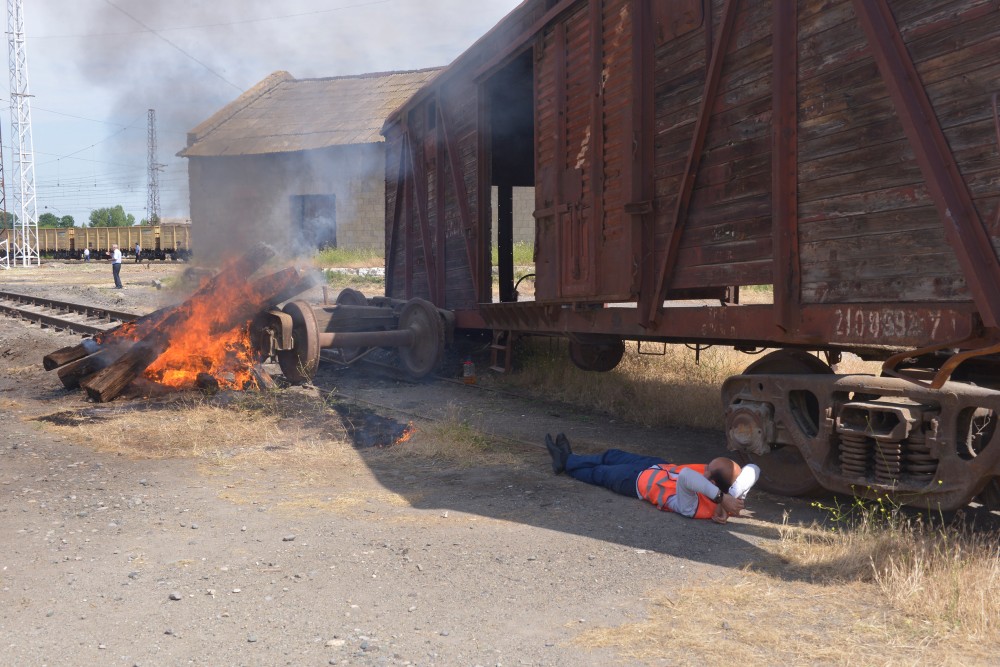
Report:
636,463,717,519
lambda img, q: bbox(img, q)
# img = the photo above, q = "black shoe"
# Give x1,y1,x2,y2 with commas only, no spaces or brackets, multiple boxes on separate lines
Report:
545,433,567,475
556,432,572,456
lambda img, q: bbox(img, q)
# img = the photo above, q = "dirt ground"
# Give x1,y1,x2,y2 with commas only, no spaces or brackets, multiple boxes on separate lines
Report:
0,260,992,666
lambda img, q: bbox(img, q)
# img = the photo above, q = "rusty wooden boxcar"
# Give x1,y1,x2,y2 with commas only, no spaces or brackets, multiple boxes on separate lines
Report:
380,0,1000,510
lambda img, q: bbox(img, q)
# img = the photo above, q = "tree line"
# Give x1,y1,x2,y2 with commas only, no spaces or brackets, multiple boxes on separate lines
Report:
0,205,156,229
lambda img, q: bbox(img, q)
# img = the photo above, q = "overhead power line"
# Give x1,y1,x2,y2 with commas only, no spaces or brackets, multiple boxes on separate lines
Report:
102,0,243,92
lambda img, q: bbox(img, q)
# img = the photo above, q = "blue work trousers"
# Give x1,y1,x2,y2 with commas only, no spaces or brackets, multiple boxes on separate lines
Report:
564,449,666,498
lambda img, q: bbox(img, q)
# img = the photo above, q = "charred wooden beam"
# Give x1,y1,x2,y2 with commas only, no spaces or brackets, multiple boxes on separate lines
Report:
80,244,277,402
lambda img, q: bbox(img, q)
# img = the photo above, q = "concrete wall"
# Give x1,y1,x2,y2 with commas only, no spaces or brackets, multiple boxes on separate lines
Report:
490,186,536,248
187,143,385,263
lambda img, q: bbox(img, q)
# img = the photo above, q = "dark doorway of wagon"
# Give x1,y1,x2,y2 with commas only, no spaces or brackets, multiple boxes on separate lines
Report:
483,49,534,303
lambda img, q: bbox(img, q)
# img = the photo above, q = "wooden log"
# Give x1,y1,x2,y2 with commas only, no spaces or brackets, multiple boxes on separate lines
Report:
43,339,101,371
250,364,278,391
43,302,180,371
57,348,120,389
81,244,278,402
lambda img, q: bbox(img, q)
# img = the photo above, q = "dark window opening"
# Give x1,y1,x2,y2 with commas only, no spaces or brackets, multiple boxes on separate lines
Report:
291,194,337,252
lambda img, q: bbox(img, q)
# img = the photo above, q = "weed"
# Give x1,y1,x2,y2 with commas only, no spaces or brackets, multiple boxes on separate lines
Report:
313,246,383,269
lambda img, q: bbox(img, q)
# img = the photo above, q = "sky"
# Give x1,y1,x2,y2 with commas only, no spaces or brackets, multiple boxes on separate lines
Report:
5,0,523,227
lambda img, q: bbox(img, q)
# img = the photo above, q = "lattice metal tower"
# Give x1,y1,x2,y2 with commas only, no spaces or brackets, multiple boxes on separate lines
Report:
7,0,38,267
146,109,161,224
0,122,8,270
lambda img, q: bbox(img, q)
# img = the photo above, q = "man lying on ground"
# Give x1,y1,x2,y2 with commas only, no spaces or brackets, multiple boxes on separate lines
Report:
544,433,760,524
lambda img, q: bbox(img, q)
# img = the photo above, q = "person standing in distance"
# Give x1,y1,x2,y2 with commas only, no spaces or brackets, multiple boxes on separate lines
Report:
134,242,141,263
82,246,90,263
111,244,123,288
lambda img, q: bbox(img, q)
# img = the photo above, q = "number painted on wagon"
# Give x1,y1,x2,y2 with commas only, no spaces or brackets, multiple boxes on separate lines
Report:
832,308,941,341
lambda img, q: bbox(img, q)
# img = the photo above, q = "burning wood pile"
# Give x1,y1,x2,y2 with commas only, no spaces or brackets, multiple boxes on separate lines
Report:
43,243,321,402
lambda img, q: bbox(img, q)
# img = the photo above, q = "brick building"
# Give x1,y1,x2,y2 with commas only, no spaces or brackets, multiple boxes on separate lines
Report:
180,69,441,261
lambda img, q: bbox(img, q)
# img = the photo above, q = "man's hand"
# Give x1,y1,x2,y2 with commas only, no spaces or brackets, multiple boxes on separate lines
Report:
719,493,744,517
711,502,729,524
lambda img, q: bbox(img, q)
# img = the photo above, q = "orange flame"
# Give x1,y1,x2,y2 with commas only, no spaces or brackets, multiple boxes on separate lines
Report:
139,265,282,391
394,422,417,445
145,325,257,390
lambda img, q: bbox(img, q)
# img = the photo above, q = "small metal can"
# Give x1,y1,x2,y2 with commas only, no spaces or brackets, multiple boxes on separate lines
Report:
462,360,476,384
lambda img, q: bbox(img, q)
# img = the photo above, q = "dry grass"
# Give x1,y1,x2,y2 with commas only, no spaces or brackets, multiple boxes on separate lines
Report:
575,571,994,666
576,511,1000,666
495,339,753,430
777,504,1000,646
37,391,523,472
494,339,883,431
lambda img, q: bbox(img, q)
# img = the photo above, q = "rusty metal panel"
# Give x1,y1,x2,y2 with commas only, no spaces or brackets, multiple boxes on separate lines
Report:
594,0,637,299
557,3,597,298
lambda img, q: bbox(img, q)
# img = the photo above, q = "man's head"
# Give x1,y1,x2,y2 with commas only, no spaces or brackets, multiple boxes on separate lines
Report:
705,457,741,491
112,244,118,250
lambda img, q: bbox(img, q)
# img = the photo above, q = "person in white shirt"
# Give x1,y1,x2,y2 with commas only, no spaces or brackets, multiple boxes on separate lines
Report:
83,247,90,263
111,244,123,288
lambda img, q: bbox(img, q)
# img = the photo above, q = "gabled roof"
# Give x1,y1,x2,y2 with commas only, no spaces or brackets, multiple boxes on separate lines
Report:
180,68,442,158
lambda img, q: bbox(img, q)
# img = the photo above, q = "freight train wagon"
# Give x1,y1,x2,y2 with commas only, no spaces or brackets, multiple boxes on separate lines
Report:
32,223,193,260
377,0,1000,510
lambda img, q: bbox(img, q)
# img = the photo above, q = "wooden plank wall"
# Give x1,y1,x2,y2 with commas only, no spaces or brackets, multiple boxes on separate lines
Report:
797,0,998,304
596,0,636,299
663,0,775,291
440,82,481,308
558,5,596,296
383,1,548,310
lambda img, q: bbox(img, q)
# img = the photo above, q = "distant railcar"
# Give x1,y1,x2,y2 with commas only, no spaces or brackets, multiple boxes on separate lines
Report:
378,0,1000,510
27,223,193,260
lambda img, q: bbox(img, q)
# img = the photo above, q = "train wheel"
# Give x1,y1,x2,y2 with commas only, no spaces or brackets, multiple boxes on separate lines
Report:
737,349,832,496
975,479,1000,510
568,338,625,372
277,300,320,384
397,298,444,379
334,288,369,362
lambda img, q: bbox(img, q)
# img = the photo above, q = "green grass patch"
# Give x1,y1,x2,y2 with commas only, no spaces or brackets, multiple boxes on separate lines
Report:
491,241,535,267
313,247,384,269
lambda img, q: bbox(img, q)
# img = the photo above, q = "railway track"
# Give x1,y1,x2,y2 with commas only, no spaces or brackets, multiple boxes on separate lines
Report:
0,291,139,336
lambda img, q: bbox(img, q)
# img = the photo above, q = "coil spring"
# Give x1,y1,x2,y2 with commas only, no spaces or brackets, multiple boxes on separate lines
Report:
874,438,903,484
904,429,937,477
839,433,870,476
838,429,938,480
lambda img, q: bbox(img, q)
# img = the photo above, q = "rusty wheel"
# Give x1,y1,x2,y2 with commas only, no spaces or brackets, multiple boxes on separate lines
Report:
975,479,1000,510
277,300,320,384
397,298,444,379
568,338,625,373
335,288,369,361
739,349,832,497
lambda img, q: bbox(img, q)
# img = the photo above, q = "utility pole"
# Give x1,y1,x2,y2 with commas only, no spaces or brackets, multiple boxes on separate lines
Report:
146,108,161,225
7,0,38,267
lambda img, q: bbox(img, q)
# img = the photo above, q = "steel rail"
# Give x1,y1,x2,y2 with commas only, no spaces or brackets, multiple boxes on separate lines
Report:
0,290,140,336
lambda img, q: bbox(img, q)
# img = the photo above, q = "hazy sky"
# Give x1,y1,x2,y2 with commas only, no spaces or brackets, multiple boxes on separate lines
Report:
7,0,523,226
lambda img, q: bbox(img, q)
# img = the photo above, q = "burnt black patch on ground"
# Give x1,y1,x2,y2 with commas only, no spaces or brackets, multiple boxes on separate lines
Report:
330,401,410,449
